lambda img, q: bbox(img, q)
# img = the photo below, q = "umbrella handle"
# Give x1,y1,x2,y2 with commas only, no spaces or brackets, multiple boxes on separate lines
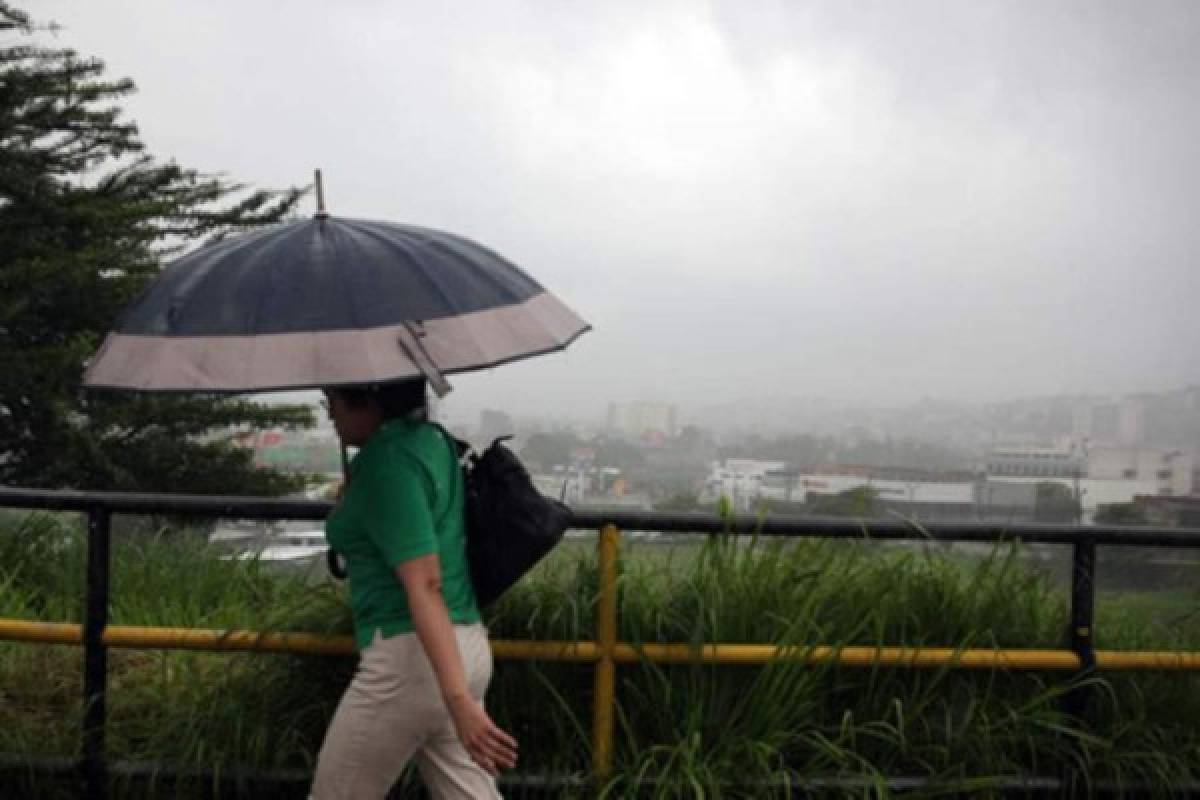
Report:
314,168,329,219
396,323,453,397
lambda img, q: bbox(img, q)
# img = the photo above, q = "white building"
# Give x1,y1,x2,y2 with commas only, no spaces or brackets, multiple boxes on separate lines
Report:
984,439,1086,479
983,439,1196,521
705,462,1029,521
700,460,1048,521
1086,446,1194,496
606,401,678,439
790,474,976,506
702,459,789,510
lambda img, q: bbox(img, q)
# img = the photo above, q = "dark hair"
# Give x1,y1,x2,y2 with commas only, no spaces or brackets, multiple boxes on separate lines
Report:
332,378,428,420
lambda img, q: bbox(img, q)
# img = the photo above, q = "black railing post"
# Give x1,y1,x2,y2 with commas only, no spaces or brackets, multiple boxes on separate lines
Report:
1066,538,1097,719
82,506,111,800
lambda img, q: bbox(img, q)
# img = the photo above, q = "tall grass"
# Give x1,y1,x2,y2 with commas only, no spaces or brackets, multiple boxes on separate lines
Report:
2,513,1199,797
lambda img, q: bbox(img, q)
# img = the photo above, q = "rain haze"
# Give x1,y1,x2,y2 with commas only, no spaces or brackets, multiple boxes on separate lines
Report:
38,0,1200,425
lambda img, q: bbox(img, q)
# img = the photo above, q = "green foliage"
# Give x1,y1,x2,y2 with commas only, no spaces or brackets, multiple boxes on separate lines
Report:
0,2,312,494
1094,502,1150,526
808,485,880,517
254,437,342,475
3,515,1200,797
0,512,351,797
1035,482,1081,524
519,431,580,470
593,438,646,471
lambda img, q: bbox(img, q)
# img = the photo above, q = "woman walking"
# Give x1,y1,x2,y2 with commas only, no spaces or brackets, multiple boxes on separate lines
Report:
311,379,518,799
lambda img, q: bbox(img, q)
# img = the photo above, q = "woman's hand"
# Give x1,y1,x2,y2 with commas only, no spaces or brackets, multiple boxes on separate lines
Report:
396,555,519,775
446,693,519,775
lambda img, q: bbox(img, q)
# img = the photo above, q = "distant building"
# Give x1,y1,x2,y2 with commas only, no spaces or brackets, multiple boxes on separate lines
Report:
1073,396,1146,446
1086,446,1194,496
606,401,677,439
702,459,1038,522
795,472,1036,523
984,439,1086,479
701,459,788,510
981,439,1194,522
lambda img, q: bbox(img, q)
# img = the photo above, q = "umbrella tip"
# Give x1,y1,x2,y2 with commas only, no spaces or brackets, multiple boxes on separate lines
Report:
314,168,329,219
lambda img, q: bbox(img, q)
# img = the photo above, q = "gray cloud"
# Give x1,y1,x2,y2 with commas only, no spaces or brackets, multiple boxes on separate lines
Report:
38,0,1200,422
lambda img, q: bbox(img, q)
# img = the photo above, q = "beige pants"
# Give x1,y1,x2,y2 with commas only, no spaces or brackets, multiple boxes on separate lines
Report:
310,623,502,800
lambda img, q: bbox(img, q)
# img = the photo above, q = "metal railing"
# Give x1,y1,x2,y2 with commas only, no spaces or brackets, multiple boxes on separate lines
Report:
3,486,1200,798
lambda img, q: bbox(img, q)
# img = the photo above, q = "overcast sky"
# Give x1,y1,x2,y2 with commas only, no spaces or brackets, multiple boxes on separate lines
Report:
36,0,1200,423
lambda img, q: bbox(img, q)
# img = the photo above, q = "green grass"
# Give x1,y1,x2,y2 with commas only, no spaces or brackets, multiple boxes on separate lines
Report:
2,513,1200,798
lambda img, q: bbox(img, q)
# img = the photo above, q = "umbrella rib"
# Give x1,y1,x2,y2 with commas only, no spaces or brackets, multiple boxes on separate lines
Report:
248,227,301,335
423,230,538,308
342,220,467,321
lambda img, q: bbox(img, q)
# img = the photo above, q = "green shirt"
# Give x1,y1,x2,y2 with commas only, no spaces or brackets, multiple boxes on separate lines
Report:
326,417,480,650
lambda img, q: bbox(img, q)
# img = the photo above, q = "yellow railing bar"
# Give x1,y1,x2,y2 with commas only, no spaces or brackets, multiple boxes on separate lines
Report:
490,640,601,662
0,619,355,654
0,619,596,660
0,619,83,646
613,644,1085,669
1092,651,1200,671
591,523,620,781
5,617,1200,671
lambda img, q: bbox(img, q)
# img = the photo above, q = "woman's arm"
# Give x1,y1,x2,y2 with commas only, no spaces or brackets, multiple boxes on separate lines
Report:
396,554,518,774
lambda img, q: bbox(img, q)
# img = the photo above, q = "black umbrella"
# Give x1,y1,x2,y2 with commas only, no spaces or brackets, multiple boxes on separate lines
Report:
84,174,590,395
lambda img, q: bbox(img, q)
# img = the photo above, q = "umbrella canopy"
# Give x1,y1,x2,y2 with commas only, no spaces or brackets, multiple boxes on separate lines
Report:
83,216,590,393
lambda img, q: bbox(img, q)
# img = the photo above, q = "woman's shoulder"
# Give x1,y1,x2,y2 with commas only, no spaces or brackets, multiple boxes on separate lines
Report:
392,418,448,452
360,420,447,470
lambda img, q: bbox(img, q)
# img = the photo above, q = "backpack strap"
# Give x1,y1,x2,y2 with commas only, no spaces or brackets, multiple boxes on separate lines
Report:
428,421,474,467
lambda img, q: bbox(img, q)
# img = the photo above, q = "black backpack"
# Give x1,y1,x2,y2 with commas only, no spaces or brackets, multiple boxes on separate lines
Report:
440,427,573,607
327,426,572,608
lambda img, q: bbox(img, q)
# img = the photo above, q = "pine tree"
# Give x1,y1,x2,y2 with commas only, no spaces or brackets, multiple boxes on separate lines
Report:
0,3,315,494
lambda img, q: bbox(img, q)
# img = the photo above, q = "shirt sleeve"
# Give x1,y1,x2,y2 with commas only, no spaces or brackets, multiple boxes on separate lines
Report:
356,448,438,568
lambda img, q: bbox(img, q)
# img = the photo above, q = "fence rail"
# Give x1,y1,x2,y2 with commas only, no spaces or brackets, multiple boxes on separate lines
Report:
3,486,1200,798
